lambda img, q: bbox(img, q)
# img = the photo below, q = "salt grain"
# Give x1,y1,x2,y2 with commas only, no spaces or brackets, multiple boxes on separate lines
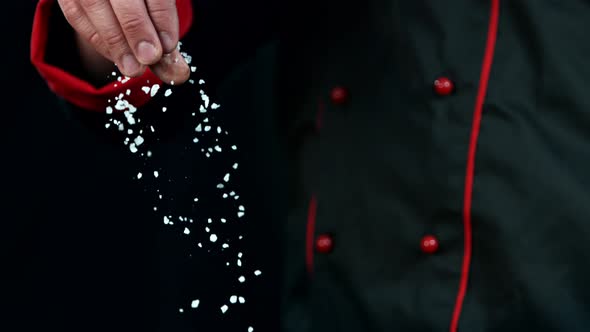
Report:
199,79,205,85
134,135,144,146
183,227,190,235
238,276,246,283
231,145,237,150
239,297,245,304
162,107,167,112
248,327,254,332
223,173,230,182
230,295,237,304
191,299,200,308
154,171,159,178
210,234,218,242
141,86,150,94
238,211,245,218
129,143,138,153
211,103,220,109
195,124,202,132
220,305,228,314
106,106,113,114
214,146,222,152
205,126,211,132
233,163,239,169
164,89,172,97
137,172,143,179
254,270,262,276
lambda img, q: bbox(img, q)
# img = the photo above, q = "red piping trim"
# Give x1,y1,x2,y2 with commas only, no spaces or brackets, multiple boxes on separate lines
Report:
450,1,500,331
305,194,318,276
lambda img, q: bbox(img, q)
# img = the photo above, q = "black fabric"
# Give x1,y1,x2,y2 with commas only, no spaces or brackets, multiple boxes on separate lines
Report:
12,0,590,331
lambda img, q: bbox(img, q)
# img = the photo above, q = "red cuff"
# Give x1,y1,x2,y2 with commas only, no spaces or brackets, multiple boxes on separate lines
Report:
30,0,194,112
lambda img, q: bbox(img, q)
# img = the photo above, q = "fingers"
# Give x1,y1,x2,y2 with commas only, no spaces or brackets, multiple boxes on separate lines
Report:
150,50,190,85
79,0,144,76
110,0,163,65
145,0,180,53
58,0,112,61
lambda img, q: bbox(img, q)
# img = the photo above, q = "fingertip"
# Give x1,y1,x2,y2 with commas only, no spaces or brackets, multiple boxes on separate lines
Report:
159,32,178,54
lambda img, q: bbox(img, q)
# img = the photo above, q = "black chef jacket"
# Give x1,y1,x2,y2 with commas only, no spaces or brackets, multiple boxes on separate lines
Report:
29,0,590,331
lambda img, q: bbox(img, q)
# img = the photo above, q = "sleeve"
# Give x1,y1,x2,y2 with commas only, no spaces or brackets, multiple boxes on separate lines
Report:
30,0,194,112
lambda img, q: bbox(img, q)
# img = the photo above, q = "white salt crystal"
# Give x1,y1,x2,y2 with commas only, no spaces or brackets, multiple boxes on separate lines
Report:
220,305,228,314
211,103,220,109
134,135,144,146
239,205,245,211
223,173,230,182
183,227,190,235
189,79,195,84
231,145,237,150
137,172,142,179
238,276,245,283
199,79,205,85
170,81,175,86
215,146,222,152
237,259,242,267
207,218,212,224
191,300,200,308
230,191,236,196
129,143,138,153
205,227,210,232
179,308,184,313
127,129,133,135
217,183,224,189
105,106,113,114
210,234,218,242
141,86,150,94
238,253,243,258
147,150,153,157
193,138,199,143
201,94,210,108
205,126,211,132
223,194,228,198
164,89,172,97
162,107,167,112
217,127,222,134
195,124,202,132
197,243,202,248
191,66,197,72
163,216,170,224
154,171,159,178
233,163,238,169
238,297,245,304
222,243,229,248
248,327,254,332
126,89,131,95
238,212,245,218
254,270,262,276
229,295,237,304
105,123,111,129
193,197,199,202
199,105,207,113
221,218,227,223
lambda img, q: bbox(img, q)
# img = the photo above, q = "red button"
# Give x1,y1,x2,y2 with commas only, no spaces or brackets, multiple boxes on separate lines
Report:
420,235,439,254
433,77,454,96
330,86,348,105
315,234,334,254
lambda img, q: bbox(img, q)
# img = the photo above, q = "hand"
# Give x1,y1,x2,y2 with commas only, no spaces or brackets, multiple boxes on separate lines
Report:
58,0,190,84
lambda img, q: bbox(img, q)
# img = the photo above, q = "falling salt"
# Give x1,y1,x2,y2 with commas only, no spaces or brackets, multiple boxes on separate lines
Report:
150,84,160,97
237,259,242,267
210,234,218,242
214,146,222,152
239,205,245,211
141,86,150,94
200,105,207,113
238,276,246,283
162,107,167,112
220,305,228,314
205,126,212,132
217,183,224,189
238,211,245,218
238,253,243,258
179,308,184,313
229,191,236,196
183,227,190,235
154,171,159,178
248,327,254,332
195,124,202,132
233,163,238,169
191,300,200,308
193,138,199,143
164,89,173,97
211,103,220,109
230,295,237,304
239,297,245,304
163,216,170,224
222,243,229,248
201,93,210,108
129,143,138,153
134,135,144,146
126,89,131,95
191,66,197,72
231,145,237,150
223,194,228,198
137,172,143,179
106,106,113,114
223,173,230,182
221,218,227,223
254,270,262,276
199,79,205,85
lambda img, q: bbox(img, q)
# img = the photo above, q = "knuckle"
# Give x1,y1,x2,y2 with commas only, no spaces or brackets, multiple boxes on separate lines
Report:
102,31,127,50
59,1,84,23
80,0,103,11
119,14,148,36
148,2,177,25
